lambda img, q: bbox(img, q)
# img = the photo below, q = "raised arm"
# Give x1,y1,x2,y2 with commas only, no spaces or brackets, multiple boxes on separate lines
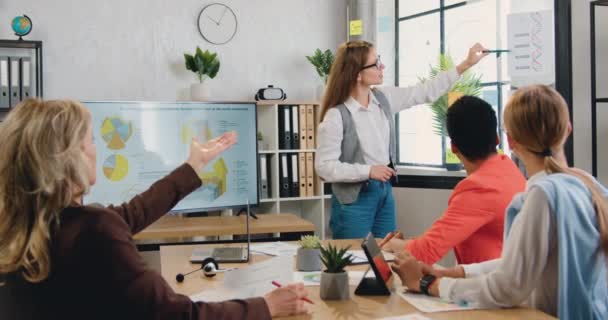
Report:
106,131,237,234
378,43,489,114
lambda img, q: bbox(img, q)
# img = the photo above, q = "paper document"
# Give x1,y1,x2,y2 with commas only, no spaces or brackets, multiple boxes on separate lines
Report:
250,242,299,257
396,286,480,313
348,250,396,264
377,314,432,320
190,255,293,302
293,271,366,286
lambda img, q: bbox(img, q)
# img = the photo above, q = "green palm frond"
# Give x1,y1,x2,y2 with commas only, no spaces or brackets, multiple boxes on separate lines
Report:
422,54,483,136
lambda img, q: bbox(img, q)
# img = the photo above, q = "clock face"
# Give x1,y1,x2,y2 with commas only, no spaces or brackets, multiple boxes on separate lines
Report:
197,3,238,45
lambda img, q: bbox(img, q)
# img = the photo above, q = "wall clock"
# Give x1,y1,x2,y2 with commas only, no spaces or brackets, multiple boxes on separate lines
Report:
197,3,238,45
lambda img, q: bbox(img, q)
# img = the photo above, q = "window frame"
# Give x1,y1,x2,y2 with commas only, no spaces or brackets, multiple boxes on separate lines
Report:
392,0,574,186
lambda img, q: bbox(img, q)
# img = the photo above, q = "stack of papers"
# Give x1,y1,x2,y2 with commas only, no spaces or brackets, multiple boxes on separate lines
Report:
190,255,293,302
347,250,396,264
396,286,480,313
250,242,299,256
293,270,366,286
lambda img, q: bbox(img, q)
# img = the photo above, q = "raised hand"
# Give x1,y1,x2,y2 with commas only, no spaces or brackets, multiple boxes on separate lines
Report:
186,131,238,172
456,42,489,74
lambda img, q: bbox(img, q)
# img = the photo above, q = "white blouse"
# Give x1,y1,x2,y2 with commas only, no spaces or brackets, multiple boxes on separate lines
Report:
438,171,559,316
315,68,460,183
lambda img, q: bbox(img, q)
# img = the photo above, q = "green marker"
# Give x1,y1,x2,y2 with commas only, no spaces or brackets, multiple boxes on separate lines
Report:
482,49,511,53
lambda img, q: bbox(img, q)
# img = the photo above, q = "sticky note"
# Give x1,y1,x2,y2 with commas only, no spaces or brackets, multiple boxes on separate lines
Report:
378,16,391,33
350,20,363,36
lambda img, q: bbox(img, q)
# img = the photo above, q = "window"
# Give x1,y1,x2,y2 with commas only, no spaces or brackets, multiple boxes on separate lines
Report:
395,0,513,168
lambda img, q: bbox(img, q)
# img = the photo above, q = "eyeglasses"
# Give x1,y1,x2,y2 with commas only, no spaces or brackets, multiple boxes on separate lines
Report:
361,55,382,70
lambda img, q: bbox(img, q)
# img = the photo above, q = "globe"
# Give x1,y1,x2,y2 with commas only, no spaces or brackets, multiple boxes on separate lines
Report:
12,15,32,38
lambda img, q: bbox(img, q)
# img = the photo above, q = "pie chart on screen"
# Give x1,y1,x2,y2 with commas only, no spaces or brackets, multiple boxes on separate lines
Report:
103,154,129,182
101,116,132,150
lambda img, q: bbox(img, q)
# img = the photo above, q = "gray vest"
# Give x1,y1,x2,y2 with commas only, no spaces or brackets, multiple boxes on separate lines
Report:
332,89,396,204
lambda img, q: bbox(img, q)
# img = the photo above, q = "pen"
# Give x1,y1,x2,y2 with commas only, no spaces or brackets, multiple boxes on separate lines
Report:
482,49,511,53
271,281,315,304
378,230,401,248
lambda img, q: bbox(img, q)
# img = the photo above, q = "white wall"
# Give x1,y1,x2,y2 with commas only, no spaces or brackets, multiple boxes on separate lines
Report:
0,0,346,101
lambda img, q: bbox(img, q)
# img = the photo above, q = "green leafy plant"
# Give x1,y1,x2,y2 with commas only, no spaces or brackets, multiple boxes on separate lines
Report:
184,47,220,83
306,49,335,84
299,235,321,249
319,243,353,273
420,54,482,137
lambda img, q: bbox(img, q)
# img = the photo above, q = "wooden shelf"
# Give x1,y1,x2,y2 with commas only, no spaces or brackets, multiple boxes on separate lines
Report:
133,213,315,240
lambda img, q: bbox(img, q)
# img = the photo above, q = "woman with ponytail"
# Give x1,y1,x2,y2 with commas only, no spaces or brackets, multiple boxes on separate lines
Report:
391,85,608,319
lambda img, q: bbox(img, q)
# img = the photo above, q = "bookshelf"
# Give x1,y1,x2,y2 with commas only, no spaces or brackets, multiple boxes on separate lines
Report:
256,100,332,239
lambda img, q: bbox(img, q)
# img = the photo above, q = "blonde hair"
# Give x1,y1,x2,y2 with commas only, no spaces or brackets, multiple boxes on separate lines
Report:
504,85,608,255
321,40,374,120
0,98,91,282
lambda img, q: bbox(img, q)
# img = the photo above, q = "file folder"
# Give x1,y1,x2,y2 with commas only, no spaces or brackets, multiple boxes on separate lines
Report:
0,56,9,109
9,57,21,107
278,105,292,149
291,105,299,149
290,154,299,197
306,105,315,149
20,57,31,100
299,105,307,149
280,153,290,198
298,153,307,198
305,152,315,197
259,154,269,199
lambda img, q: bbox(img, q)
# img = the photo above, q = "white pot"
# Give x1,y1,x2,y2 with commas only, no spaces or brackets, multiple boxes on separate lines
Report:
190,83,209,101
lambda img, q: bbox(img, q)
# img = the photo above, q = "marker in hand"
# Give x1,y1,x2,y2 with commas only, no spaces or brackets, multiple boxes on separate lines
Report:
482,49,510,53
271,281,314,304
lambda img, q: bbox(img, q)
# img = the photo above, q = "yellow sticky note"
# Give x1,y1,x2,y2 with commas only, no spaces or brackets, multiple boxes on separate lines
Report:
350,20,363,36
448,92,464,107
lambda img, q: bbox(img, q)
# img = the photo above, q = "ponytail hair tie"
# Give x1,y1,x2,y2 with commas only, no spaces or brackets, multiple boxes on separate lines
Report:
541,148,552,157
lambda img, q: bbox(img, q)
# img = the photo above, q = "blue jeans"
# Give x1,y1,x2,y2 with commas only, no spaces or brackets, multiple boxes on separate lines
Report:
330,180,396,239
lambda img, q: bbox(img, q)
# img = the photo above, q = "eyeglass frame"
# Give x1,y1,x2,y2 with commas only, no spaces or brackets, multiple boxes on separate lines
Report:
361,55,382,70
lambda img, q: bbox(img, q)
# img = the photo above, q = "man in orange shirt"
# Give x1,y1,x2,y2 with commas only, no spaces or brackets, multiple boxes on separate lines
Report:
384,96,526,265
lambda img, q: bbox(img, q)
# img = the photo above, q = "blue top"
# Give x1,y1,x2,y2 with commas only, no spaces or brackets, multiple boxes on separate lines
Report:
505,173,608,319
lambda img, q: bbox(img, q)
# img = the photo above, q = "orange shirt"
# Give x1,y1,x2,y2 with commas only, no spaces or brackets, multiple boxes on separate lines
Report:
405,154,526,265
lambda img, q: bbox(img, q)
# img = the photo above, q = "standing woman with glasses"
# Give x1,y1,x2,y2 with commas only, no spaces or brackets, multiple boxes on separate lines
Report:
315,40,489,239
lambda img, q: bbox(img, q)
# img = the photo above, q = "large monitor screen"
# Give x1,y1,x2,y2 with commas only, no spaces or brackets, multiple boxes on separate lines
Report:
82,101,258,212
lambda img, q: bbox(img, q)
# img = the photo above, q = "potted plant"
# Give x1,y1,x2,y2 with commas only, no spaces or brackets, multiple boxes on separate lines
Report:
319,243,353,300
184,47,220,101
296,235,322,271
306,49,334,100
422,54,482,171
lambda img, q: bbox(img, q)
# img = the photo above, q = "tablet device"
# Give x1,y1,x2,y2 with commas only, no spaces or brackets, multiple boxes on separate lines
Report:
355,232,392,295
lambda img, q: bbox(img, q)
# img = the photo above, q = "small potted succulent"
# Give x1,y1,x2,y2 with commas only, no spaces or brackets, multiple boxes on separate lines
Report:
184,46,220,101
319,243,353,300
296,235,322,271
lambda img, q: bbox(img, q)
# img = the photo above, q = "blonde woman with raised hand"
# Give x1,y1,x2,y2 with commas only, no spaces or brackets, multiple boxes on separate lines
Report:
391,85,608,319
0,99,308,320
